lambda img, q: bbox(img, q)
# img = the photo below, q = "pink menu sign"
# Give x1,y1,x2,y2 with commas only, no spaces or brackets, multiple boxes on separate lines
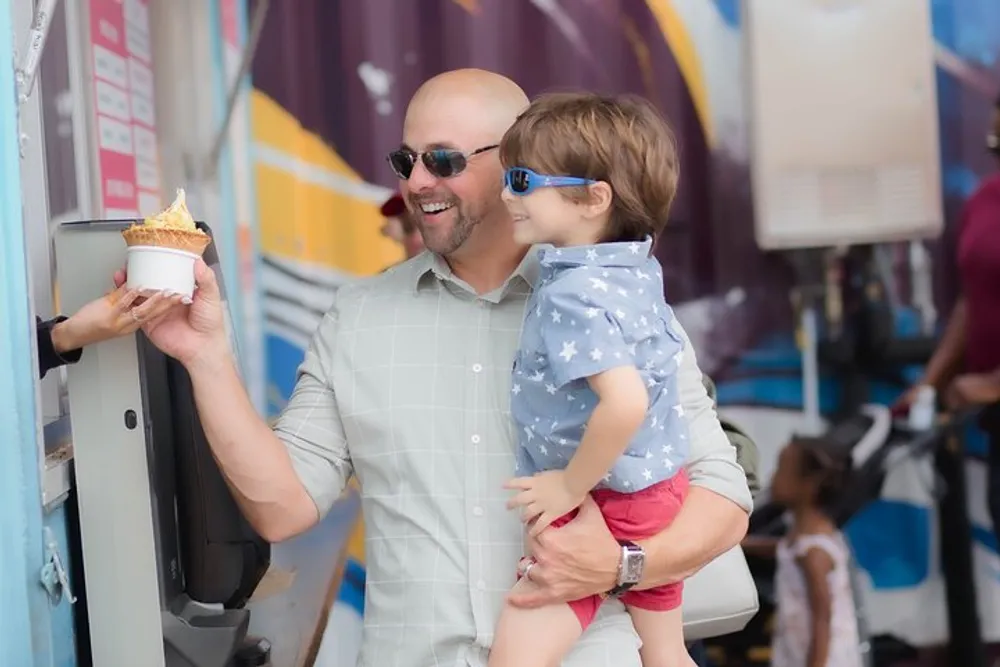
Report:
89,0,161,219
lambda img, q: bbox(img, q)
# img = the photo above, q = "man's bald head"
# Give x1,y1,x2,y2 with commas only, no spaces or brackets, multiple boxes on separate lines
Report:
398,69,528,262
405,69,529,141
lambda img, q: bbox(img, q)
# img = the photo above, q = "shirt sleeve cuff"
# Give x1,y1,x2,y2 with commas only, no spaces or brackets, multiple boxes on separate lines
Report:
38,316,83,366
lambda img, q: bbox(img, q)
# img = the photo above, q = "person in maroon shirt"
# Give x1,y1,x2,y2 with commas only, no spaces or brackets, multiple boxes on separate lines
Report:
899,93,1000,543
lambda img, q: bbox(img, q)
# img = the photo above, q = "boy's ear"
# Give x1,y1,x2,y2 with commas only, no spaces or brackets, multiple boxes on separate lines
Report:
582,181,613,219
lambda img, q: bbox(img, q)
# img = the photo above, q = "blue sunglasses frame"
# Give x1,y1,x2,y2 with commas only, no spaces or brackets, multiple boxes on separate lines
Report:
503,167,596,196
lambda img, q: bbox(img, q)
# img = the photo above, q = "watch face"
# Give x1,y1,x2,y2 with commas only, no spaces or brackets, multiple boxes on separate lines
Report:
623,548,645,583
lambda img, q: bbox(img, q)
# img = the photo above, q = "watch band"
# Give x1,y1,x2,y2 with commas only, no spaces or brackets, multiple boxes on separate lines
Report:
606,540,644,598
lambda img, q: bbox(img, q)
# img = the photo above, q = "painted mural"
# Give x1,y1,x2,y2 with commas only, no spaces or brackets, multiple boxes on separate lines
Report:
243,0,1000,664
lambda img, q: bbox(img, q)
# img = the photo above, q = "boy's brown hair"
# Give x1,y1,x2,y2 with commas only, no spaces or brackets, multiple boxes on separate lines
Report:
499,92,680,243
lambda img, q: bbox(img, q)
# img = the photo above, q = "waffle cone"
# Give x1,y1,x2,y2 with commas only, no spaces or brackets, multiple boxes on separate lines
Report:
121,225,211,255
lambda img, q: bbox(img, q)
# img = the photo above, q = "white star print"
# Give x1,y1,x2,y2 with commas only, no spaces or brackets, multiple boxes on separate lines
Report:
551,309,562,323
603,473,612,483
647,377,656,388
642,468,652,481
602,271,610,278
673,404,685,417
545,383,557,395
673,350,684,366
551,419,559,430
639,316,648,327
512,384,521,395
651,416,659,428
643,360,656,371
627,343,637,356
663,459,675,470
523,426,534,441
585,307,600,318
645,450,653,459
623,480,632,488
615,309,625,319
586,248,598,260
629,242,641,254
590,348,603,361
539,445,548,455
590,278,608,292
559,340,578,362
635,268,651,280
530,370,544,382
662,444,674,454
617,288,628,297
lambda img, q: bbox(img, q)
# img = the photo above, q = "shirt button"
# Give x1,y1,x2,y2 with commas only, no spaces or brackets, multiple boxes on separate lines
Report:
471,434,481,444
472,363,483,373
476,580,487,591
472,506,484,517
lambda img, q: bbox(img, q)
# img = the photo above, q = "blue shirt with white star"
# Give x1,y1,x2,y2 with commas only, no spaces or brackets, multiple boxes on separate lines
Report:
510,237,690,494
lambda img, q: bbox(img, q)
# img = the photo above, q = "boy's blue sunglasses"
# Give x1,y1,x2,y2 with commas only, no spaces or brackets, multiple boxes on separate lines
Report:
503,167,596,196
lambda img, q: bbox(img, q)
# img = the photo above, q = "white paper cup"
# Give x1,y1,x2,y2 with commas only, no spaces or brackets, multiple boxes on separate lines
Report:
126,245,200,298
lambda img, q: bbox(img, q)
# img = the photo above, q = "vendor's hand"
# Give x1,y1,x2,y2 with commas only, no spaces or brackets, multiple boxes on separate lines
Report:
945,373,1000,411
507,495,620,609
505,470,584,537
53,287,183,352
114,259,228,369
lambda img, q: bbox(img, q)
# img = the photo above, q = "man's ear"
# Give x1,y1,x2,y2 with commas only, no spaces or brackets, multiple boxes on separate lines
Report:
582,181,613,219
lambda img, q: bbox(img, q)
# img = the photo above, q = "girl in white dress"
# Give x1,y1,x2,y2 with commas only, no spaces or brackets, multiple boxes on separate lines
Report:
744,436,862,667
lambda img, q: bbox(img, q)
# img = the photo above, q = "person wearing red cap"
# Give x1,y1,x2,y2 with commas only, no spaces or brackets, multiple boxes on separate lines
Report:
380,193,424,260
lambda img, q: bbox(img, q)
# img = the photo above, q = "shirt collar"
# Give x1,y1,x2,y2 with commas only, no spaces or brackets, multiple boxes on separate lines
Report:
536,236,653,274
412,248,540,299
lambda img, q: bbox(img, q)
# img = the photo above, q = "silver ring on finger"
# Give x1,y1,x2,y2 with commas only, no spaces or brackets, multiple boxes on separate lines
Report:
523,560,536,580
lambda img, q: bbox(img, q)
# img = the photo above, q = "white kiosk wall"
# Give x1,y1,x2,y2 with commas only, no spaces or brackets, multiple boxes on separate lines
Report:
743,0,943,250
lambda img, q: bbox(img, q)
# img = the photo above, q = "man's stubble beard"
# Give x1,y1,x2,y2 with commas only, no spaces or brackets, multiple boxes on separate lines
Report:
418,201,485,257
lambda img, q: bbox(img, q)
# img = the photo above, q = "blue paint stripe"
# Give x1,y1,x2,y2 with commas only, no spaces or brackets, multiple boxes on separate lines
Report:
0,0,54,661
208,0,247,369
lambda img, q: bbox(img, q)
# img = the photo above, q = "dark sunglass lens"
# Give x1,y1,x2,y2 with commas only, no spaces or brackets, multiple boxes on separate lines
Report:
388,151,416,179
424,150,466,178
509,169,531,193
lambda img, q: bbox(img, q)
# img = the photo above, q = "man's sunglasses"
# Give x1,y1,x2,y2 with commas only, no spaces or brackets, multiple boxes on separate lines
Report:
387,144,498,180
503,167,596,196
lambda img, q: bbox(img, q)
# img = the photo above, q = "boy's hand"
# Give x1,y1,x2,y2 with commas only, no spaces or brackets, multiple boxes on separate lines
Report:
505,470,585,537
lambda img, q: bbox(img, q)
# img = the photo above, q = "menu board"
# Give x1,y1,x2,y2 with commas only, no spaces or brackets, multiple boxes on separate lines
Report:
88,0,161,219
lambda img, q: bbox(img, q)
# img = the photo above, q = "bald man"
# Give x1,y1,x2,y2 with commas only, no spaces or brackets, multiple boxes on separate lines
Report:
135,69,753,667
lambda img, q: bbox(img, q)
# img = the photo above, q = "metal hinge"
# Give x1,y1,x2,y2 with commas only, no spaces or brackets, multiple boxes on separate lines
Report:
39,526,77,605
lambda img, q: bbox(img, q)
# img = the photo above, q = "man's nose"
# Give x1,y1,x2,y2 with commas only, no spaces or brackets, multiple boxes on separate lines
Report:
406,157,438,191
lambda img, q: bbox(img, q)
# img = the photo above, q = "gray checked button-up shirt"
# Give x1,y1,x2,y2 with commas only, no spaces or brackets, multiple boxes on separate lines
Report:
273,249,752,667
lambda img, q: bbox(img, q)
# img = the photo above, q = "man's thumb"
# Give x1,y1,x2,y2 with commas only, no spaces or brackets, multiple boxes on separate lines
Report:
193,259,218,296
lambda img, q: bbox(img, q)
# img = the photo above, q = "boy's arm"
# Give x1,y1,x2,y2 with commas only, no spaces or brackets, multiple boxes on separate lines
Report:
564,366,649,496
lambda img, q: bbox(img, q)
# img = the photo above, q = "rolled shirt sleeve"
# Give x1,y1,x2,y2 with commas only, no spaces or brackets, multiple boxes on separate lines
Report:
272,297,354,518
673,320,753,512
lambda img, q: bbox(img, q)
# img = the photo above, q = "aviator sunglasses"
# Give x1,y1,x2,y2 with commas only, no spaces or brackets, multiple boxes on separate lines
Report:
387,144,498,180
503,167,596,196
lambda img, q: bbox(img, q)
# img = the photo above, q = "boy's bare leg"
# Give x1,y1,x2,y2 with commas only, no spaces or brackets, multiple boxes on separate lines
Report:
627,606,697,667
488,578,583,667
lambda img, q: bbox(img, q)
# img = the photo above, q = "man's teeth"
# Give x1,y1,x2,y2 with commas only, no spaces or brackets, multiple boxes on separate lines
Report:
420,202,454,213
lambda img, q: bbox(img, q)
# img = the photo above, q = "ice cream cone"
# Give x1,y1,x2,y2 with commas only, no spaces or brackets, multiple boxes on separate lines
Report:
121,225,211,255
123,188,211,298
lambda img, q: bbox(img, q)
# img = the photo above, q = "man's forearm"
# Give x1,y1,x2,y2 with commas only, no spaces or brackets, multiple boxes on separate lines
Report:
187,352,319,542
635,486,749,588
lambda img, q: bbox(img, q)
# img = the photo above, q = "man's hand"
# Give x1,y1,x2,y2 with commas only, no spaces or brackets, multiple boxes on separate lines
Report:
507,495,619,608
946,373,1000,410
505,470,585,537
114,259,229,368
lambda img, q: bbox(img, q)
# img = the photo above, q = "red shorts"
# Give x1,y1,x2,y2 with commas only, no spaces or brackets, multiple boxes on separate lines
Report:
521,471,689,629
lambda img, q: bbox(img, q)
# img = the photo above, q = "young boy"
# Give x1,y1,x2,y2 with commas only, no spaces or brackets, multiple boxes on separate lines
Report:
491,92,695,667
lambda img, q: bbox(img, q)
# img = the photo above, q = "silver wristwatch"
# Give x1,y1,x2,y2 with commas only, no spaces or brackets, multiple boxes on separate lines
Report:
607,540,645,597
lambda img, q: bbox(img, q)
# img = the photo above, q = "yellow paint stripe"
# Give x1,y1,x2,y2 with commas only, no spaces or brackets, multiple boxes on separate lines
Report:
643,0,714,146
250,91,402,275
